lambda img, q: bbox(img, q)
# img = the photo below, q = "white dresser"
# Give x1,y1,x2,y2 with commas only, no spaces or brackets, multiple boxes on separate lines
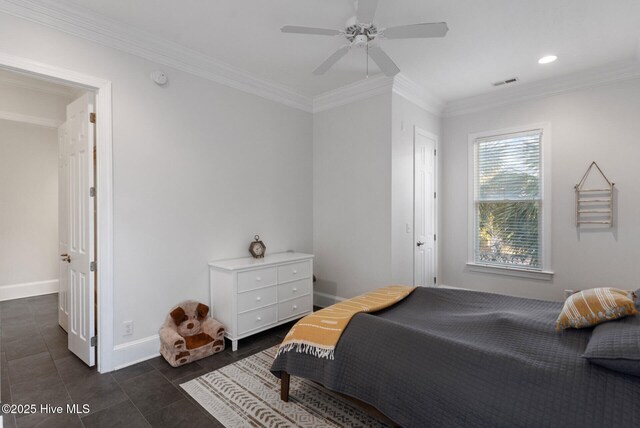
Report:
209,252,314,351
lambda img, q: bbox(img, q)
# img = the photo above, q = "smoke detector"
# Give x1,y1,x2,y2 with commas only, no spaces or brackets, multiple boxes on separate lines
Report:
150,70,168,86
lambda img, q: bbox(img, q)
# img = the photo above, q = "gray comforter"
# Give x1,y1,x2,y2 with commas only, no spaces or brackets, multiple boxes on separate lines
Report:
271,287,640,427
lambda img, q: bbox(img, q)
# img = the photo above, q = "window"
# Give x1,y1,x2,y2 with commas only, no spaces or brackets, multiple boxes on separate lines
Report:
468,125,552,279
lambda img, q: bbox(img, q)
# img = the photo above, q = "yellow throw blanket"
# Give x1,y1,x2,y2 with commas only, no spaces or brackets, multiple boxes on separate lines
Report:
276,285,416,360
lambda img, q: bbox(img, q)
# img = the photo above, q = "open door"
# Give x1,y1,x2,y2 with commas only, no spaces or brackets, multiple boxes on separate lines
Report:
58,121,69,332
66,93,96,366
414,128,436,287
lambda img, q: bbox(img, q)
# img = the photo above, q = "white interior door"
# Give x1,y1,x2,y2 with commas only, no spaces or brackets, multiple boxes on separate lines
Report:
58,121,69,332
414,128,436,287
66,93,96,366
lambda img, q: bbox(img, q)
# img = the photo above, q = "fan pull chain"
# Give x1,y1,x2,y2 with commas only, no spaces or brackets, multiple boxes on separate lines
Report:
366,43,369,78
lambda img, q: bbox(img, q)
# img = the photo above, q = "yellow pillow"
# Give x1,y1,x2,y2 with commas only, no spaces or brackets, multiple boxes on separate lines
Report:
556,288,638,331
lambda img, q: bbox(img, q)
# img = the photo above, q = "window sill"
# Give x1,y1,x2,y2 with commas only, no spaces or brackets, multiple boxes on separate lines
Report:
466,263,554,281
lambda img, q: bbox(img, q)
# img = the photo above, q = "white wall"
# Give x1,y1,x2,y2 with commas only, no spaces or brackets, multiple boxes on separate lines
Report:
313,91,441,304
0,119,58,291
391,93,441,285
313,93,392,303
0,14,313,356
441,77,640,300
0,80,71,125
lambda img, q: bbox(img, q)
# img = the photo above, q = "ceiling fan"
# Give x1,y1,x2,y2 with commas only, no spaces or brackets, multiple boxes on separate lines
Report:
281,0,448,77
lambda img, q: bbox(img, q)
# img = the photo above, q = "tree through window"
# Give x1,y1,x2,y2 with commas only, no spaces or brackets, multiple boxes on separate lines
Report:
473,129,543,269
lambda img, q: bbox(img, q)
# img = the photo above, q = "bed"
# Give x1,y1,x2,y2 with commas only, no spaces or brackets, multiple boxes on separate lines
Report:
270,287,640,427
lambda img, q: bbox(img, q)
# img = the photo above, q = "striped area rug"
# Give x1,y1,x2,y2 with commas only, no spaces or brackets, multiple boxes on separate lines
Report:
181,346,389,427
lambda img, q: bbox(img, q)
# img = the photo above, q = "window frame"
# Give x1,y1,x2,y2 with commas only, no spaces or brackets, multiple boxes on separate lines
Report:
467,123,553,280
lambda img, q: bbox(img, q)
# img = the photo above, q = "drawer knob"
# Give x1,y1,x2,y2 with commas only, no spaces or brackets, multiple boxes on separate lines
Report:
256,296,262,301
292,270,298,275
293,305,298,310
256,276,262,281
292,287,297,292
257,316,262,321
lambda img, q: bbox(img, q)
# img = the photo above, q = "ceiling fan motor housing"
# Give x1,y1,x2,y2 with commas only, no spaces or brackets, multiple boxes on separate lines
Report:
345,19,378,45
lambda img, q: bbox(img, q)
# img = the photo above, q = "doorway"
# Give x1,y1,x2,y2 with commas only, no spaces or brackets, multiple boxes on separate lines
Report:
0,52,114,373
0,70,97,367
413,127,437,287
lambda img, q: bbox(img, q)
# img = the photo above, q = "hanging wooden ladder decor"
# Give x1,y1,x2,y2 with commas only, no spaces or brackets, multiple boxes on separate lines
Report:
575,161,614,227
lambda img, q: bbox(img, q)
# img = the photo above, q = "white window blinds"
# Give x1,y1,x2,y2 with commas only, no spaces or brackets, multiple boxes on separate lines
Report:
473,129,543,269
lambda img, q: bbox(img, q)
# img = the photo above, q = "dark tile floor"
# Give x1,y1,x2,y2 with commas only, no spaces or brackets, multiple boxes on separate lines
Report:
0,293,296,427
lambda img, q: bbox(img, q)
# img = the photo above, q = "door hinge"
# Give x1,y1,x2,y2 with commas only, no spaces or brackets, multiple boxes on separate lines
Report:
90,336,97,347
89,112,96,124
434,277,437,285
434,149,437,156
89,187,96,197
434,191,436,198
434,234,436,241
90,261,96,272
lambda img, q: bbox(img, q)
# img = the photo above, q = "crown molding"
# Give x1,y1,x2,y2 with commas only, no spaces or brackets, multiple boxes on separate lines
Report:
313,73,444,115
0,0,442,117
443,59,640,117
0,109,62,128
7,0,633,119
392,74,445,116
312,74,394,113
0,0,314,112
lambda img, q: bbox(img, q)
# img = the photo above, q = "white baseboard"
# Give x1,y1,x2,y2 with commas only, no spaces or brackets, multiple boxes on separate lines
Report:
0,279,59,301
437,284,471,290
112,334,160,371
313,291,346,308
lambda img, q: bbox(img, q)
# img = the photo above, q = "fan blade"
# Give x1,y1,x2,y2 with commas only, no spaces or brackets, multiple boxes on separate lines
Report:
368,45,400,77
384,22,449,39
313,45,351,75
281,25,342,36
356,0,379,23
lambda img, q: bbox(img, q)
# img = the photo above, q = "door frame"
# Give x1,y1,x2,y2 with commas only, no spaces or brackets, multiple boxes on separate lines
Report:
0,52,114,372
413,126,438,286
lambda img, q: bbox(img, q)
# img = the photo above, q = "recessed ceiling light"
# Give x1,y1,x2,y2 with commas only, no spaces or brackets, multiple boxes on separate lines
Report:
538,55,558,64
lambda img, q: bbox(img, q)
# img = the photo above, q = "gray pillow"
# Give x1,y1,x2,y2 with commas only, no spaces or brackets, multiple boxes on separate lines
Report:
583,290,640,376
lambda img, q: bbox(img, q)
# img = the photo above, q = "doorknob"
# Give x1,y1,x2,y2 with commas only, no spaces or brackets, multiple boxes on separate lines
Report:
60,253,71,263
416,241,425,247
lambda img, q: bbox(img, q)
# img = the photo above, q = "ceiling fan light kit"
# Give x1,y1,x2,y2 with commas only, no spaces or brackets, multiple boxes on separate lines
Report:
281,0,448,77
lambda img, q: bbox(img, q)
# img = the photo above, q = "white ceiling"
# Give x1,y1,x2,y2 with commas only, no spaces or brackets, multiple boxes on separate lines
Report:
57,0,640,102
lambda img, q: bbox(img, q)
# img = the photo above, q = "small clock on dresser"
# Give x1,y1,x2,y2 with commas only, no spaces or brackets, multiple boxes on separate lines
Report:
249,235,266,258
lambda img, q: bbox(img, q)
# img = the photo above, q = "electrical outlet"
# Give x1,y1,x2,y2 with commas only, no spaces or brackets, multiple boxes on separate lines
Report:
123,320,134,336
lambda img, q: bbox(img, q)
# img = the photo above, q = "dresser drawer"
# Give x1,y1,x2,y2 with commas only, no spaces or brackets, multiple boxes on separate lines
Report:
278,261,311,284
237,267,277,292
238,305,277,335
237,286,277,313
278,278,311,302
278,295,312,321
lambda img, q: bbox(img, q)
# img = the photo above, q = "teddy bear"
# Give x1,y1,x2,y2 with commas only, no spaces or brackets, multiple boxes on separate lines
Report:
159,300,225,367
